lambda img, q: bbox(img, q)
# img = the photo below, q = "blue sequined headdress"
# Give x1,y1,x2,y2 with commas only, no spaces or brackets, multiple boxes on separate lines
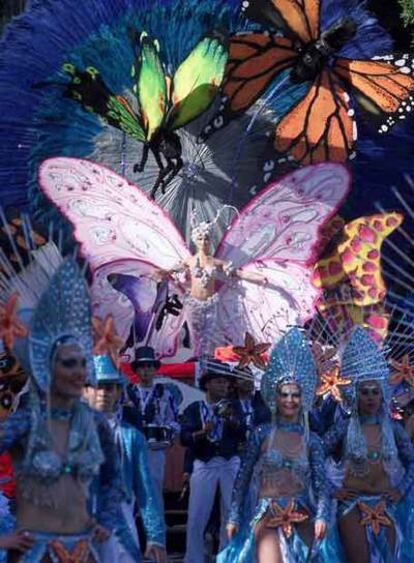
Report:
341,326,390,398
29,258,96,392
261,328,317,414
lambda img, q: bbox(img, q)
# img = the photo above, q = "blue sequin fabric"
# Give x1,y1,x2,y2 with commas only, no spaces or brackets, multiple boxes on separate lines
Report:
28,258,96,392
111,421,165,546
0,401,123,527
261,328,317,413
228,422,331,526
323,417,414,496
341,326,390,400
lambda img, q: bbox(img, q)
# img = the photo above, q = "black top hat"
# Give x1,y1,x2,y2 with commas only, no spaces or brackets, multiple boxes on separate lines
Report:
199,358,234,391
131,346,161,371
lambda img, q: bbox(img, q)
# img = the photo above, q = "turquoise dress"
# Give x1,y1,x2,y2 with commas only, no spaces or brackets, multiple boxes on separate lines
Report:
218,421,331,563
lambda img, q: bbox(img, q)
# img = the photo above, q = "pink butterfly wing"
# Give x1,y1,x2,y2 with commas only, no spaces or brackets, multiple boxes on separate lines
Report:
215,163,351,268
218,259,319,346
38,157,191,271
39,157,190,359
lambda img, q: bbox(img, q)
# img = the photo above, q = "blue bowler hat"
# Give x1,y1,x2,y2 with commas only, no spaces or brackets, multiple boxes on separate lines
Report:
94,355,126,385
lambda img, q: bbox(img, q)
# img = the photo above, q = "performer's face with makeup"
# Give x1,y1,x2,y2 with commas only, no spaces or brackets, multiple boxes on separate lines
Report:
195,233,211,253
52,344,87,400
276,383,302,421
358,380,382,416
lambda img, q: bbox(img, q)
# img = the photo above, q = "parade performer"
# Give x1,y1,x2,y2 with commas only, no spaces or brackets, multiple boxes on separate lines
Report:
126,345,179,511
181,359,245,563
38,157,350,361
0,258,123,562
157,211,270,357
323,327,414,562
220,328,330,563
84,354,167,563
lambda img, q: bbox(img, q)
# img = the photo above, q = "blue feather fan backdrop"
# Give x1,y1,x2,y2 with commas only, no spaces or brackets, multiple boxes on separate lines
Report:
0,0,413,256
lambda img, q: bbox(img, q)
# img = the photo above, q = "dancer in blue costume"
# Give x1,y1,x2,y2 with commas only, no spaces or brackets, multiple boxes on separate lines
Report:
0,258,123,562
219,328,330,563
85,354,167,562
323,327,414,563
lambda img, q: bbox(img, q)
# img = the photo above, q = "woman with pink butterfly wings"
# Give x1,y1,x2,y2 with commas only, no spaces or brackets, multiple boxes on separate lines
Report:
38,157,350,361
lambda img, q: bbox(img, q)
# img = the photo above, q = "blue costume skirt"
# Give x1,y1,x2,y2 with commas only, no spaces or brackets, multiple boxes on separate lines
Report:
18,530,100,562
321,492,414,563
217,497,322,563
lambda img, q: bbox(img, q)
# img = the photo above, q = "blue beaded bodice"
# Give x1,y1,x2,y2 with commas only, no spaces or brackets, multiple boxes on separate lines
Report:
228,421,330,526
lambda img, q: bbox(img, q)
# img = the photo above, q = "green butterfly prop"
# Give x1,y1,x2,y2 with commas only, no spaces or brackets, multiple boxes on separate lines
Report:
59,31,228,198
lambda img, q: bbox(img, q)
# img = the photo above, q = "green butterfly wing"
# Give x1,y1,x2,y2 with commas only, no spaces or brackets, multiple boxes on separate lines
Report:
167,33,228,131
62,64,145,142
133,33,167,141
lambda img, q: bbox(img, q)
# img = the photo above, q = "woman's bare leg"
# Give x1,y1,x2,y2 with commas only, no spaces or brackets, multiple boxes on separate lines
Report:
256,527,283,563
339,507,370,563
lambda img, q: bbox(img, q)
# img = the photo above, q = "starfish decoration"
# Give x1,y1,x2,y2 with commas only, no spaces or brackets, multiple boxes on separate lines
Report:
389,354,414,387
358,501,391,536
233,332,271,370
316,366,351,402
49,539,90,563
92,314,124,367
265,500,308,538
0,293,28,350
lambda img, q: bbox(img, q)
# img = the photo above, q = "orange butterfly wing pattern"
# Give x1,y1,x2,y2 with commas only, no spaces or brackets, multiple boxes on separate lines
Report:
223,33,297,113
334,56,414,133
242,0,320,43
199,32,297,139
274,69,356,163
268,0,320,42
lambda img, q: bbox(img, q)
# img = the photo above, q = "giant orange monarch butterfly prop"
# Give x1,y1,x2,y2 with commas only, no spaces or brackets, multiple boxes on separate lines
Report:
201,0,414,165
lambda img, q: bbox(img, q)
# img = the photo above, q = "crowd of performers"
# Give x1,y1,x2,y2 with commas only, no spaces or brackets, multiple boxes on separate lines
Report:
0,255,413,563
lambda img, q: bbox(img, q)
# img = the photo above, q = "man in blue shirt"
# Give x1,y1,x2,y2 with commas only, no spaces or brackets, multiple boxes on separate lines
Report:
84,354,167,563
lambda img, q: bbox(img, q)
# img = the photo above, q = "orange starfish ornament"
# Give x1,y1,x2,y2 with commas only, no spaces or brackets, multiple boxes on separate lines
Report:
265,500,308,538
233,332,270,371
49,539,90,563
389,354,414,387
358,501,391,536
0,293,28,350
316,367,351,402
92,315,124,367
